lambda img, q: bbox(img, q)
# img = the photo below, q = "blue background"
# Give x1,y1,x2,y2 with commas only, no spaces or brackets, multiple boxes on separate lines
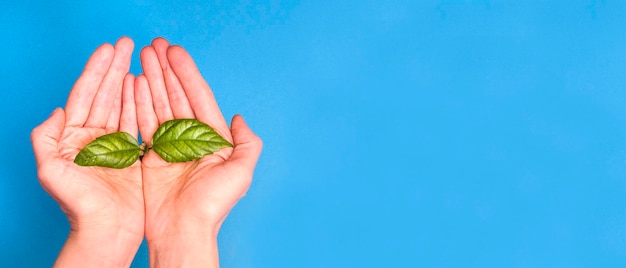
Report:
2,0,626,267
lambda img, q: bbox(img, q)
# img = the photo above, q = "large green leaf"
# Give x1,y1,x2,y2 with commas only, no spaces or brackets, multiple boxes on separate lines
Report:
151,119,233,163
74,132,141,169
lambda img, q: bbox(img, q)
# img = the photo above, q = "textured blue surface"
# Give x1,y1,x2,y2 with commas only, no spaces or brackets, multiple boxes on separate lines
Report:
2,1,626,267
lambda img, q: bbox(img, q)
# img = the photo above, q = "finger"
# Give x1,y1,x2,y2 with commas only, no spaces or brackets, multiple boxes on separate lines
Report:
152,38,194,118
167,45,231,141
135,75,159,143
151,37,170,69
31,108,66,167
65,43,114,127
120,74,138,139
141,46,174,124
84,37,134,128
220,115,263,198
104,78,123,132
227,115,263,170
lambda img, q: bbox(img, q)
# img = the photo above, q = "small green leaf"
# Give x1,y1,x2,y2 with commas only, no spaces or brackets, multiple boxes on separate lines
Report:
74,132,141,169
151,119,233,163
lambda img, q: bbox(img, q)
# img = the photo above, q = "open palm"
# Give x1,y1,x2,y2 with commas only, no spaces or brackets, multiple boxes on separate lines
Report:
31,37,144,265
32,37,261,266
135,38,262,264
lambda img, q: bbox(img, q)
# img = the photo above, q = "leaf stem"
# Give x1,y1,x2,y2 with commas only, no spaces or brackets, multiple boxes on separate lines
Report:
139,143,150,156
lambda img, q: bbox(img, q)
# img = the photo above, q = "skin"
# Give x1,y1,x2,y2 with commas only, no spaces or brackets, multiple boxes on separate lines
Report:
31,37,263,267
137,38,263,267
31,37,144,267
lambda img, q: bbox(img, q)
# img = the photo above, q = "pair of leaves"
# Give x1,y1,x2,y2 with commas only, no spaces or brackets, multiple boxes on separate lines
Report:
74,119,232,169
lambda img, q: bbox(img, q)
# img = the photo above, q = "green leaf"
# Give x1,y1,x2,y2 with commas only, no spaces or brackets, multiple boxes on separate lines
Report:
74,132,141,169
151,119,233,163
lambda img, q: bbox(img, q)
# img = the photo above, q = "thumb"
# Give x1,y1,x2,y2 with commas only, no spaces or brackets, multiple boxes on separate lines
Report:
228,114,263,171
31,108,66,167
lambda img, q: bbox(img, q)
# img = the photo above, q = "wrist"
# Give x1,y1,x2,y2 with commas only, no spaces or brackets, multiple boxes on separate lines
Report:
147,226,220,268
55,227,143,267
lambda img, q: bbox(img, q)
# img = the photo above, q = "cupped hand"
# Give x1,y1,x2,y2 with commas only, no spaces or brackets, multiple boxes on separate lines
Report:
31,37,144,266
136,38,262,266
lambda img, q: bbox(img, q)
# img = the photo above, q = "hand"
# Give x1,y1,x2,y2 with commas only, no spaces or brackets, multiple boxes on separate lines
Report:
136,38,263,267
31,37,144,267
